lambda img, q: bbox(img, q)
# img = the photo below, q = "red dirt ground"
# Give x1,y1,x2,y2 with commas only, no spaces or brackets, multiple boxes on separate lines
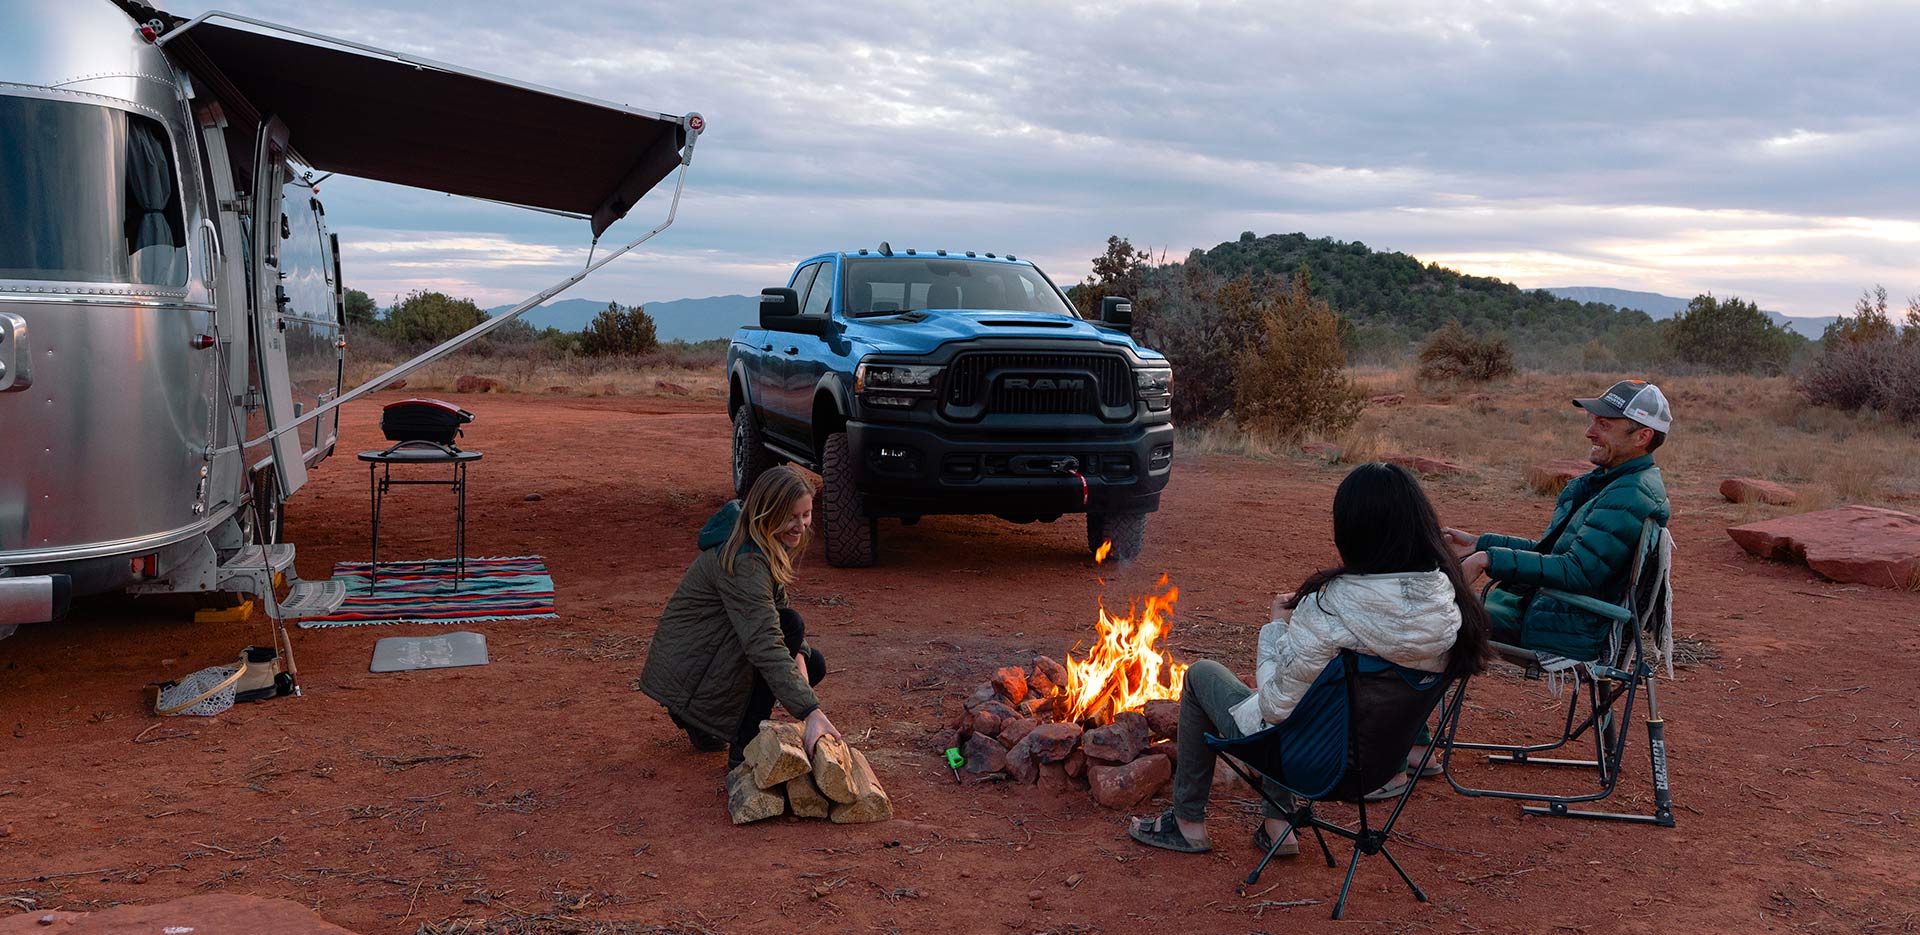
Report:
3,392,1916,935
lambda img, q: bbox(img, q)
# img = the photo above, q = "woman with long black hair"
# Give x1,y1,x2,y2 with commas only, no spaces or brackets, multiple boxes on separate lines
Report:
1129,462,1490,854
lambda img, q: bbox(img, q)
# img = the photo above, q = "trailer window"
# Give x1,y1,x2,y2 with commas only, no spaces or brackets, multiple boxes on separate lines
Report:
0,96,188,286
845,258,1074,317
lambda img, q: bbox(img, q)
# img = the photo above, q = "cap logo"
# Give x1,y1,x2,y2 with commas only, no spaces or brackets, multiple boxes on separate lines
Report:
1604,393,1628,407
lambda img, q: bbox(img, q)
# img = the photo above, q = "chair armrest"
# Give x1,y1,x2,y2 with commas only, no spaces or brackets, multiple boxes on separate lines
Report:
1536,588,1631,623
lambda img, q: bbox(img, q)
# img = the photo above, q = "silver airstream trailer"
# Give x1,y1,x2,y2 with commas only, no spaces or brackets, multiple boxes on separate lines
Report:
0,0,702,635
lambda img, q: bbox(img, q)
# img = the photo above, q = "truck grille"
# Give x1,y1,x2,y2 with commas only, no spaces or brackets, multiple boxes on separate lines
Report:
945,352,1132,415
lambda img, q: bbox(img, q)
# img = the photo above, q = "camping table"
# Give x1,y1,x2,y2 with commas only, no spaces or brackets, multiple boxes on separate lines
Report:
357,444,483,592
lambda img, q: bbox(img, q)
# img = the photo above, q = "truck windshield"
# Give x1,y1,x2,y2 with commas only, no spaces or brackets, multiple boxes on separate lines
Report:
845,258,1077,317
0,95,187,286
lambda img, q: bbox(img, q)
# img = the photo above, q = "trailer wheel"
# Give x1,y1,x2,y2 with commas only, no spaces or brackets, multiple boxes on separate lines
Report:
250,468,285,546
732,405,776,499
821,432,876,567
1086,511,1147,561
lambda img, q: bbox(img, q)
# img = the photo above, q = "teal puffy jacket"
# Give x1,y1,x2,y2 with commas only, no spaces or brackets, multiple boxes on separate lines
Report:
1478,455,1670,659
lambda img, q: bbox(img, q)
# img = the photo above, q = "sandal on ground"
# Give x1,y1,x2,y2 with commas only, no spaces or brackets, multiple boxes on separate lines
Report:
1252,825,1300,857
1128,809,1211,853
1411,760,1444,778
1363,772,1414,802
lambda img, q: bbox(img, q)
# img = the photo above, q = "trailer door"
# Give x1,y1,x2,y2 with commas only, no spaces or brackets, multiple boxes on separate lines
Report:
249,117,308,497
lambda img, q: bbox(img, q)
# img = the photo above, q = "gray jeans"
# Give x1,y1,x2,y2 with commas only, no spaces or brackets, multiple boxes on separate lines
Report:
1172,659,1295,822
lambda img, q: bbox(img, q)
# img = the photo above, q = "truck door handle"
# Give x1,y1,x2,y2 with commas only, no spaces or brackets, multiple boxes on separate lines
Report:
784,346,799,355
761,343,773,352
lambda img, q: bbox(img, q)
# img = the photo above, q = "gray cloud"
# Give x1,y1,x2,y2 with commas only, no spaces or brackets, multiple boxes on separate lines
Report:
184,0,1920,317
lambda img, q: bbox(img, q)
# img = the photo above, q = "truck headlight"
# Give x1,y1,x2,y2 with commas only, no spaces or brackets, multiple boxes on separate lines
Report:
856,362,943,396
1134,367,1172,399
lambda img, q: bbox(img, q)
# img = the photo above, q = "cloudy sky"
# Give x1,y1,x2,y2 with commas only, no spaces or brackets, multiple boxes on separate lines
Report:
183,0,1918,320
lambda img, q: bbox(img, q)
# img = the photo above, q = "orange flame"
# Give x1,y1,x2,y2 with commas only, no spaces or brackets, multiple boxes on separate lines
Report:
1093,540,1113,564
1061,575,1188,723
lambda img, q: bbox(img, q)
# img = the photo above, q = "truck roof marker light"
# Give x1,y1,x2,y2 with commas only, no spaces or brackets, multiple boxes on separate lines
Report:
858,248,868,255
966,251,976,257
985,252,996,258
1007,255,1017,261
937,249,947,256
906,248,916,255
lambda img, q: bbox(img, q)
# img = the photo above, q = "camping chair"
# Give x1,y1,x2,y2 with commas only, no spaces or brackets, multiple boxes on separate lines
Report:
1207,650,1465,920
1437,518,1677,826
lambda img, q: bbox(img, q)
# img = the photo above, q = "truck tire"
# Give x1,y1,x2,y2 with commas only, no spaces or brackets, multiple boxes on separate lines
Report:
821,432,877,567
1086,511,1148,561
732,406,776,498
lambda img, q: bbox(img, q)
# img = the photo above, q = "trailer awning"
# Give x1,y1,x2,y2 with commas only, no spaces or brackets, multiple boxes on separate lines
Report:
161,14,691,237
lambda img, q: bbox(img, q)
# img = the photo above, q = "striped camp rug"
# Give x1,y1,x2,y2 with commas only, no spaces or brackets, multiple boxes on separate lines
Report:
297,556,559,628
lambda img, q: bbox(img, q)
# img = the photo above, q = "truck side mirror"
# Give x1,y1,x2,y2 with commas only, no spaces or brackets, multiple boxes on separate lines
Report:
760,288,800,327
1100,296,1133,331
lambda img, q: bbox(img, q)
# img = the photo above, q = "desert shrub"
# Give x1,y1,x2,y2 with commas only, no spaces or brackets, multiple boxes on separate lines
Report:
1139,269,1265,425
1799,337,1920,423
1417,320,1516,382
1666,293,1794,375
1232,270,1366,442
578,302,659,356
384,289,488,348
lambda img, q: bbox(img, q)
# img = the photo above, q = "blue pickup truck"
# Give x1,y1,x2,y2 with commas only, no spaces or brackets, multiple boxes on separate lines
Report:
726,244,1174,566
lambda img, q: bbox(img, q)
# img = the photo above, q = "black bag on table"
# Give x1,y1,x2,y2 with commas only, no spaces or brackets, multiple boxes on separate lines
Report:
380,398,473,446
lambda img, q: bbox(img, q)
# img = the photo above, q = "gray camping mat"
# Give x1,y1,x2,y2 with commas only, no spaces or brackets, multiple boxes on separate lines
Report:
370,631,490,672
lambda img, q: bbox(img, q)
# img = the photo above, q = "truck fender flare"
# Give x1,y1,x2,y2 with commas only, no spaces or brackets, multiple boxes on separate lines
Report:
811,376,851,453
727,361,754,418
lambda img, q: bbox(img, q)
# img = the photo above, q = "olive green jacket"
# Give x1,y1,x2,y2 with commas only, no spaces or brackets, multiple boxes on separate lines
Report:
637,501,818,739
1479,454,1670,660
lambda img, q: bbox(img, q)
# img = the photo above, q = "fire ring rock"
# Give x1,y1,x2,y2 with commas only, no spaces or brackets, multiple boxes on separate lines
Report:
1024,723,1083,763
1142,699,1180,740
962,733,1008,775
991,666,1029,704
1087,755,1173,809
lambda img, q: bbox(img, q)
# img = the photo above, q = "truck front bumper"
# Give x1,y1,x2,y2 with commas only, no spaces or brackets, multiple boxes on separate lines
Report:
845,419,1173,517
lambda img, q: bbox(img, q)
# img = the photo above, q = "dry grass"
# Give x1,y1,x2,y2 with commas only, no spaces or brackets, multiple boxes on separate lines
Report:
1290,366,1920,510
343,348,727,401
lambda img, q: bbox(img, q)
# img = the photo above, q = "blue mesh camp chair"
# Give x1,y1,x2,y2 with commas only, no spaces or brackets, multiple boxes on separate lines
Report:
1207,650,1464,920
1437,518,1677,826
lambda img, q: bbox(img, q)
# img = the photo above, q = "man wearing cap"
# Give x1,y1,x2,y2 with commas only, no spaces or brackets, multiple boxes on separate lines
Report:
1450,380,1672,660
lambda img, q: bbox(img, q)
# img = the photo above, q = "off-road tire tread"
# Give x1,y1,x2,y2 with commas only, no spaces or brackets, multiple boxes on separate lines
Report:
821,432,877,567
732,406,777,498
1087,511,1148,561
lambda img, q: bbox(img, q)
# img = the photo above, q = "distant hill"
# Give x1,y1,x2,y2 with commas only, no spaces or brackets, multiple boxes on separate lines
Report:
1546,286,1833,338
487,294,756,342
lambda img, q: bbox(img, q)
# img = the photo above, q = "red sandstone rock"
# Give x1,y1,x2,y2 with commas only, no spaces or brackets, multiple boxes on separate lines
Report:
1083,721,1147,764
991,666,1029,704
1370,393,1406,406
454,374,502,393
1027,666,1058,696
1088,755,1173,809
963,682,997,709
654,380,690,396
1527,459,1592,494
1142,699,1180,740
1720,477,1798,506
999,717,1039,748
1004,736,1039,783
1032,656,1068,691
1024,723,1083,763
962,733,1007,775
0,895,361,935
971,701,1017,737
1037,761,1076,793
1728,506,1920,588
1064,749,1088,780
1141,739,1177,762
1114,711,1151,748
929,728,961,757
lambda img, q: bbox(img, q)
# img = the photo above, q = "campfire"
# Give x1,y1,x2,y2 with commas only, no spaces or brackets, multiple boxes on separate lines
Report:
936,543,1212,810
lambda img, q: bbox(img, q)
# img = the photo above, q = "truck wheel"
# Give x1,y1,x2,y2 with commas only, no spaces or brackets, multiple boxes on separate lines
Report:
821,432,877,567
732,406,776,498
1086,511,1148,561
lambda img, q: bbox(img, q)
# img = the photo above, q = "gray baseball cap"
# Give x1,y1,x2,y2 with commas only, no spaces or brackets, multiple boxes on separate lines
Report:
1573,379,1672,432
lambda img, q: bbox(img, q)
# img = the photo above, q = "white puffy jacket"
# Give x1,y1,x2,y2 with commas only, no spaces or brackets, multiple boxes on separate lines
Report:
1229,570,1463,736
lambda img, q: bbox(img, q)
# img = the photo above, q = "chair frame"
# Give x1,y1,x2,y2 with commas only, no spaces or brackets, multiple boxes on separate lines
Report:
1212,651,1467,920
1437,518,1677,826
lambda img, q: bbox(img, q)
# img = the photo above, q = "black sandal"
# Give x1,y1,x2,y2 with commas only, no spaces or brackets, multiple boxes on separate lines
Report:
1128,809,1211,853
1252,824,1301,857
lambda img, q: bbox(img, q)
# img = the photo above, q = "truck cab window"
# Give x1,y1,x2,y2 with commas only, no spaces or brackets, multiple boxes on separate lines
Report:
0,95,187,286
800,263,833,318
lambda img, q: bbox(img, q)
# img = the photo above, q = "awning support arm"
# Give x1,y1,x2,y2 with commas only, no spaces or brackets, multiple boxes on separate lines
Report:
235,115,702,451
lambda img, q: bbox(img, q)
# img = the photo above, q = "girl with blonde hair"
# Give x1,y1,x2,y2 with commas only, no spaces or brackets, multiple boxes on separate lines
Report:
639,466,842,767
